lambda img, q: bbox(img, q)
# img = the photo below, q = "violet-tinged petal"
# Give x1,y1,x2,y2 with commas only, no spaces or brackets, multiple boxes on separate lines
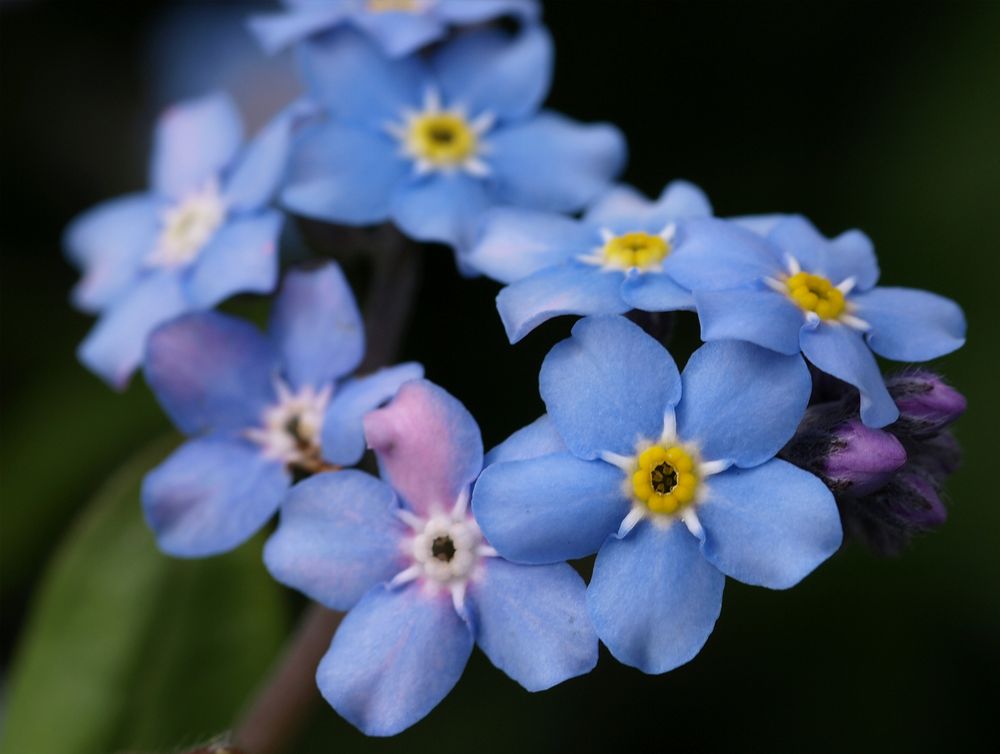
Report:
142,436,290,557
317,583,473,737
587,519,724,674
268,262,364,390
321,363,425,466
540,315,681,459
468,559,597,691
78,271,188,390
144,310,281,435
364,379,483,515
264,470,408,611
150,92,244,199
698,459,843,589
185,210,282,309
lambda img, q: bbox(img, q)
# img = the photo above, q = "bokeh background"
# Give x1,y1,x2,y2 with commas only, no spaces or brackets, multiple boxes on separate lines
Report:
2,1,998,752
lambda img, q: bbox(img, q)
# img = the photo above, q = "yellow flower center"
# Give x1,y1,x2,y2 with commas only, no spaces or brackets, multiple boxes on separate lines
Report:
367,0,421,12
785,272,846,320
603,231,670,270
406,112,478,167
631,445,699,515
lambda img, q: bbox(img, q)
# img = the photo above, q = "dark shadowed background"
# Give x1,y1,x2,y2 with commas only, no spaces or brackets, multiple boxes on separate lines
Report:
1,1,998,752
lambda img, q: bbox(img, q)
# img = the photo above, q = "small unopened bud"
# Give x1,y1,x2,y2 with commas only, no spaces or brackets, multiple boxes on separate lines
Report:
822,419,907,497
888,370,967,436
892,472,948,529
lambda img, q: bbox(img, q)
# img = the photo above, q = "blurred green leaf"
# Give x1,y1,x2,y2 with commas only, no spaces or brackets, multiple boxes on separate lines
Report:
1,438,290,754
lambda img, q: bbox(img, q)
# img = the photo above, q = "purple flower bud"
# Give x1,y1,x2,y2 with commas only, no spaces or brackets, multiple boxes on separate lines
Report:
888,370,967,436
892,472,948,528
822,419,907,497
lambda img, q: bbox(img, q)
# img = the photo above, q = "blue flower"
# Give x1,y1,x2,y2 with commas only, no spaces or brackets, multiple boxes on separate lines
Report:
281,25,626,254
264,378,597,736
65,92,301,388
250,0,541,58
141,262,422,557
472,315,842,674
465,181,713,342
668,214,966,427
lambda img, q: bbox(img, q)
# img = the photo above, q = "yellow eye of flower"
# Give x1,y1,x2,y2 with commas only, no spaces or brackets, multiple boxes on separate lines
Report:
602,231,670,270
631,444,699,515
406,113,478,167
367,0,421,13
785,272,846,320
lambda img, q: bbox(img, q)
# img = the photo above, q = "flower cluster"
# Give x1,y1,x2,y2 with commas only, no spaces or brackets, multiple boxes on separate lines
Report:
63,0,968,740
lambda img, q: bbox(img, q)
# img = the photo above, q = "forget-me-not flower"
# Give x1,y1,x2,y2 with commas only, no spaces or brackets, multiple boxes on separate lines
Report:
472,315,842,674
250,0,540,58
265,378,597,735
142,262,422,557
669,215,966,427
65,92,299,388
281,25,625,254
465,181,713,342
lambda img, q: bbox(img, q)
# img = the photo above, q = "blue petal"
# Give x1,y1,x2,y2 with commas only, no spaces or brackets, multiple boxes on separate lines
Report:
620,271,696,313
483,414,566,467
587,519,724,674
468,558,597,691
693,286,805,355
223,102,304,212
465,207,595,284
349,9,443,58
539,315,681,459
282,122,406,225
472,452,629,564
676,340,811,467
490,112,626,213
585,180,712,227
317,583,473,737
268,262,364,391
767,216,880,291
298,29,426,125
364,379,483,517
186,211,282,309
78,272,188,390
321,363,425,466
264,470,408,610
150,92,244,199
390,173,491,249
853,287,966,361
439,0,541,24
800,323,899,428
432,26,552,121
731,213,787,237
698,459,842,589
63,194,160,313
248,7,349,54
144,310,281,435
142,436,290,557
497,264,629,344
666,218,782,292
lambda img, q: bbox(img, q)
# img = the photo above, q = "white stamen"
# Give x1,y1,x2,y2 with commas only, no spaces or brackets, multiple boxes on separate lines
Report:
245,380,331,466
450,582,467,614
840,313,871,331
699,459,731,477
147,179,226,268
660,410,677,444
836,276,857,295
395,508,424,530
599,227,616,244
463,158,492,177
786,255,802,275
764,276,788,293
389,564,421,589
680,508,704,539
423,87,442,113
617,506,646,538
659,222,677,242
477,544,498,558
452,488,470,516
600,451,635,471
470,111,496,134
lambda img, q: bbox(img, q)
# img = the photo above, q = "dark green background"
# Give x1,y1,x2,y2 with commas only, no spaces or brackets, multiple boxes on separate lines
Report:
1,1,997,751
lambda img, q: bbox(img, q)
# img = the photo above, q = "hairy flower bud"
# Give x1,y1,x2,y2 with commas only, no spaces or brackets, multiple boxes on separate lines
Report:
822,419,907,497
888,370,967,437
